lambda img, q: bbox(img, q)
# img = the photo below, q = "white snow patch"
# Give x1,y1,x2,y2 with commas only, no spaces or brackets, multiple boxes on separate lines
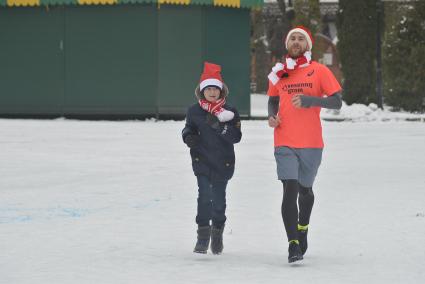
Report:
0,112,424,283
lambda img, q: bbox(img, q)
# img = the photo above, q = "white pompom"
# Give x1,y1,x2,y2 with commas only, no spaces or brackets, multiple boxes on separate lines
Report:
272,62,284,73
216,109,235,122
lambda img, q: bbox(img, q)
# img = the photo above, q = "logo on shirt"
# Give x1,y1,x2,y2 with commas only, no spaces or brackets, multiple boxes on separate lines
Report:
307,70,315,77
282,82,313,94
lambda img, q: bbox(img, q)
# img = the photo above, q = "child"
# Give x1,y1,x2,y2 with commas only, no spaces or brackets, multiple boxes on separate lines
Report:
182,62,242,255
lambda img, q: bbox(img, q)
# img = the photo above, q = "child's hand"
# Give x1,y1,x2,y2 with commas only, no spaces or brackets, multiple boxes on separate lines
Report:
206,113,220,129
184,134,200,148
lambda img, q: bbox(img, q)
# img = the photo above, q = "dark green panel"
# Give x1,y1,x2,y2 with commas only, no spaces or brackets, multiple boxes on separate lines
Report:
64,4,157,115
204,7,251,116
158,5,203,115
0,6,64,115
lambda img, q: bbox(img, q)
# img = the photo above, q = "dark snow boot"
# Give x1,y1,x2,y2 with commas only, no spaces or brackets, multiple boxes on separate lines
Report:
211,225,224,255
298,228,308,255
193,225,211,254
288,241,303,263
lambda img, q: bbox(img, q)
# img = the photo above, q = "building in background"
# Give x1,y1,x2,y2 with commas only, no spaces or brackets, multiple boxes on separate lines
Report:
0,0,262,118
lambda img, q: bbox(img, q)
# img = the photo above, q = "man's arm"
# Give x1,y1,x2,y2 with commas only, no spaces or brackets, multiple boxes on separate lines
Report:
300,92,342,109
268,96,280,117
268,96,281,128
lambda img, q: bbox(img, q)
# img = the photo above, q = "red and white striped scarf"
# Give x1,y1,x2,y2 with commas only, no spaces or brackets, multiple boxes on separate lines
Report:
198,97,226,116
268,51,312,85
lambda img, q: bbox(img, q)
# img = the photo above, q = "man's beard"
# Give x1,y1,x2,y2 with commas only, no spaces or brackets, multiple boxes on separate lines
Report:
288,46,306,58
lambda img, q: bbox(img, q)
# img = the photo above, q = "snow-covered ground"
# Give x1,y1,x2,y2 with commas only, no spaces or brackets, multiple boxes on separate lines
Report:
1,99,424,283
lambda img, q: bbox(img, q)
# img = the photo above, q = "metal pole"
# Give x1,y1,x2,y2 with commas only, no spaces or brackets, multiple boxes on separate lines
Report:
376,0,383,109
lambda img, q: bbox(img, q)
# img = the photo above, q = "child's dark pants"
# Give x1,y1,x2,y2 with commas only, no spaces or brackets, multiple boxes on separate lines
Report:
196,175,227,228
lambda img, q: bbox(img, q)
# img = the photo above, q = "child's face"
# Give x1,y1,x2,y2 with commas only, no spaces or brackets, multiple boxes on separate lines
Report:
203,87,221,103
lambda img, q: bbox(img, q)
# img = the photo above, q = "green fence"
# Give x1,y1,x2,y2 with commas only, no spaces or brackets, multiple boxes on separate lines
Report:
0,4,251,117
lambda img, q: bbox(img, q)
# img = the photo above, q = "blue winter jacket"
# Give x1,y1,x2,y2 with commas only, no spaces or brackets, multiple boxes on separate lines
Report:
182,103,242,181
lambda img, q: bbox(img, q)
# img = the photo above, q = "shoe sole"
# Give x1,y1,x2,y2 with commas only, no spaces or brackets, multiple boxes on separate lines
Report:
193,250,207,254
288,255,303,263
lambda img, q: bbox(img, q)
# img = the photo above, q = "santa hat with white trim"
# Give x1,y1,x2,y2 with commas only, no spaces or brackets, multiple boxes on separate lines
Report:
285,25,314,51
195,62,229,99
199,62,224,92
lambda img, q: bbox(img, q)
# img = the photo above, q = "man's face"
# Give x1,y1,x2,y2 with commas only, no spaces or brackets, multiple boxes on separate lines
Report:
203,86,221,103
287,32,309,58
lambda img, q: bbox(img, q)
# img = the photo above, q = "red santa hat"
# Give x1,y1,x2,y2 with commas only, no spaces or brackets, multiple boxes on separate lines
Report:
199,62,224,92
285,26,314,51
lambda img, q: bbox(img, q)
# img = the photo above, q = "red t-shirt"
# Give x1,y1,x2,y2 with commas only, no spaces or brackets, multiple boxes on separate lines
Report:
267,61,342,148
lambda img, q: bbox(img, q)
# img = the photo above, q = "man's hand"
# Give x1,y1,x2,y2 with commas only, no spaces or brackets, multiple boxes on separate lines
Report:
291,94,303,108
268,115,281,128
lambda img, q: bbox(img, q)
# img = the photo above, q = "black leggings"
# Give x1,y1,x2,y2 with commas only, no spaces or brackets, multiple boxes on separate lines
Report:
281,179,315,241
